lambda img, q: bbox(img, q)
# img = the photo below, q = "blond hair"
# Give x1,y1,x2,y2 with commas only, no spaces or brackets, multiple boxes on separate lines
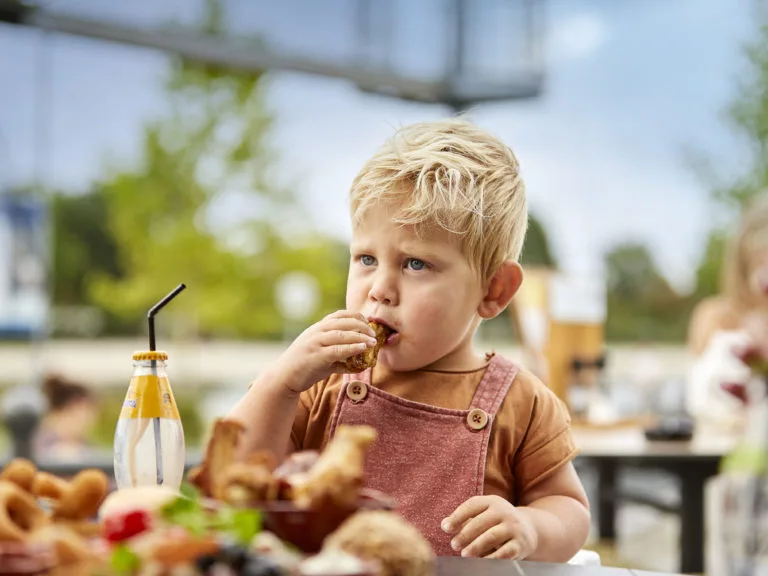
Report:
349,118,527,281
723,194,768,311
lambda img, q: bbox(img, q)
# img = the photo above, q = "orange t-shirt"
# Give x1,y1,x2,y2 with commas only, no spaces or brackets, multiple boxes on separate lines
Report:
291,354,578,503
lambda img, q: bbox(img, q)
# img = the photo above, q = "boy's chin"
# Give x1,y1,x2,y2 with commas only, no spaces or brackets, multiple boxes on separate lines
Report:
376,350,430,373
376,350,411,372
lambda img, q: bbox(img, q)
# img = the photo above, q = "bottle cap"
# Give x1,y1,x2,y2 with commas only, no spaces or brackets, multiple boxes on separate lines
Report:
132,351,168,361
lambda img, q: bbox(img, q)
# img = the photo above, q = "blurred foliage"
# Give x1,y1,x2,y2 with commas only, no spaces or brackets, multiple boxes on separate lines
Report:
604,243,695,342
693,231,729,300
63,0,347,339
51,191,119,305
520,214,557,268
715,5,768,211
686,6,768,300
93,388,205,448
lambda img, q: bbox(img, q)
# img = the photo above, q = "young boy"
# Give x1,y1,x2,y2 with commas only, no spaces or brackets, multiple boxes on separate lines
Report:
229,118,591,561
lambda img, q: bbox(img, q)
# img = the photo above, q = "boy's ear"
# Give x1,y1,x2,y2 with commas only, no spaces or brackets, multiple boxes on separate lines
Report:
478,261,523,319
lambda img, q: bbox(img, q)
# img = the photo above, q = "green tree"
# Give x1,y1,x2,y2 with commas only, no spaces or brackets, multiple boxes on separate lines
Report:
715,6,768,210
689,7,768,297
604,242,693,342
693,231,728,299
50,190,121,306
88,0,348,339
520,213,557,268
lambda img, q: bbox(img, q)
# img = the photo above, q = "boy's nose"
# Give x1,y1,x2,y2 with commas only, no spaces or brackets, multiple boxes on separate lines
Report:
369,274,398,306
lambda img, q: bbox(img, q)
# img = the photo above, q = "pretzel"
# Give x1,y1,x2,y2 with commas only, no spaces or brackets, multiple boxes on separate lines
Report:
0,481,50,542
0,458,37,493
32,471,70,501
48,469,109,521
345,322,392,373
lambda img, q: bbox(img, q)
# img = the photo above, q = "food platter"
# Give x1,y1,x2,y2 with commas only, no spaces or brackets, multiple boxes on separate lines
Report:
0,423,432,576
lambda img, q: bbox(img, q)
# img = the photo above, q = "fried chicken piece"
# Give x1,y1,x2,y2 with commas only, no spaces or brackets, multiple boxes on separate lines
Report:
273,451,320,501
344,322,393,373
324,511,435,576
291,426,377,509
221,452,278,505
188,419,245,500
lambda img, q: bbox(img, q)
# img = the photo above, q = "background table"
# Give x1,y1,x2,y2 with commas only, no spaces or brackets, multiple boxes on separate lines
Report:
573,427,735,574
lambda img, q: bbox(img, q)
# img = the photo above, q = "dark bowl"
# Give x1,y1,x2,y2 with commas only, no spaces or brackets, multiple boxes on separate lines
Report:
248,489,396,553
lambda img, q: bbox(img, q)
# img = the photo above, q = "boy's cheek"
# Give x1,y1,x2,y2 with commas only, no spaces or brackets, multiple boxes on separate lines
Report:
345,279,367,309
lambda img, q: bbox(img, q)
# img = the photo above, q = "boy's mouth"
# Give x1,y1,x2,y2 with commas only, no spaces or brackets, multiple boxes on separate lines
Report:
369,318,398,345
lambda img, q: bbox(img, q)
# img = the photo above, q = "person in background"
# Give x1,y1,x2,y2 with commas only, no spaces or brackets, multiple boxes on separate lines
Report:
33,373,99,460
686,195,768,431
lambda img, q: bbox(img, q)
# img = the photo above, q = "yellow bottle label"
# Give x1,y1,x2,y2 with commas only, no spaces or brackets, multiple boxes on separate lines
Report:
120,375,181,420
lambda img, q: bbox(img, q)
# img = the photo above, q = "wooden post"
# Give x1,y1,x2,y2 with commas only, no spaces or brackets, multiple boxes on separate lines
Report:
511,269,606,407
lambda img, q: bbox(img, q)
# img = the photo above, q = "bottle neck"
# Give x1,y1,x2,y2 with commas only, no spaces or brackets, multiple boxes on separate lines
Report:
132,360,168,377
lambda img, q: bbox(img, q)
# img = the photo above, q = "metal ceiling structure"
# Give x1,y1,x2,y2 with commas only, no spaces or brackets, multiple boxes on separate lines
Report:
0,0,545,109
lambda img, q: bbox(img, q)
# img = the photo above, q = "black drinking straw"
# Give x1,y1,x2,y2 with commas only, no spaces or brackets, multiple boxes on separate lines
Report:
147,283,186,485
148,283,187,352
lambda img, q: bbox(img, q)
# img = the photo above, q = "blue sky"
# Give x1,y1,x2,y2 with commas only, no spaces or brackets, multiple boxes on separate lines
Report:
0,0,754,291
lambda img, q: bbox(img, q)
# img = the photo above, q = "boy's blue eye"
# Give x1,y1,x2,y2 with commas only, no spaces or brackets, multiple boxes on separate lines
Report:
407,258,426,271
360,255,376,266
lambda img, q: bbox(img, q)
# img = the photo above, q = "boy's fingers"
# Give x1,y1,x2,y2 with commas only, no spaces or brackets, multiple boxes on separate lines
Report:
326,310,369,325
326,342,369,363
485,539,522,560
449,511,497,553
442,496,490,534
324,317,377,337
318,329,377,347
461,524,510,558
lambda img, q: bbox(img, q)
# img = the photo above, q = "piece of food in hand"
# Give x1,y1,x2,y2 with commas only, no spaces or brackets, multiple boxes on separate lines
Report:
0,459,37,494
344,322,393,373
291,426,377,509
324,511,434,576
189,419,246,499
0,481,50,542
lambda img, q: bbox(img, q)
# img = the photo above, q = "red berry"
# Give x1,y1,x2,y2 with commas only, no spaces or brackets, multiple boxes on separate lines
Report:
104,509,152,543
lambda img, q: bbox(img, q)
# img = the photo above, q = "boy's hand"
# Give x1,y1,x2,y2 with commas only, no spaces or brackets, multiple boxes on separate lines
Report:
274,310,377,393
442,496,537,559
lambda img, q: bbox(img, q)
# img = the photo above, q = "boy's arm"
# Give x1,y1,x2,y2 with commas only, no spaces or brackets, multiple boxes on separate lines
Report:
228,365,301,463
228,310,377,462
515,462,591,562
